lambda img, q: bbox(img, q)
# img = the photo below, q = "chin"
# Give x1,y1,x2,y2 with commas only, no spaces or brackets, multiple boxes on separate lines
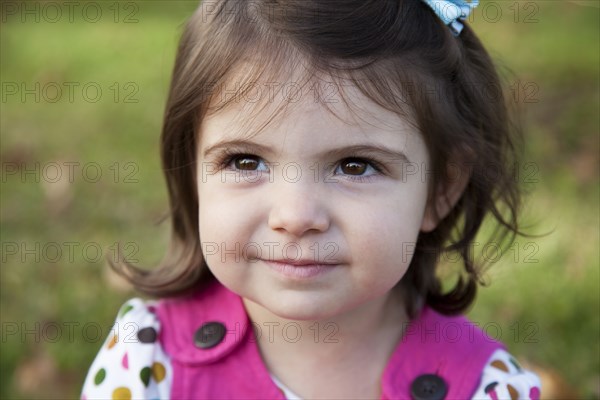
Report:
271,308,330,322
262,295,346,322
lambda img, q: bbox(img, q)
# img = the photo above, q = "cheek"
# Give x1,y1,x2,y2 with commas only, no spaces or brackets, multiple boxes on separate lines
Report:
197,182,265,270
357,185,428,239
352,215,420,268
198,184,242,244
349,185,428,273
198,189,242,282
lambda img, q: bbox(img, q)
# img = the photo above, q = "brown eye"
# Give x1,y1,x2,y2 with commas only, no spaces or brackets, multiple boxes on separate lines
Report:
340,159,367,175
235,156,258,170
233,155,267,171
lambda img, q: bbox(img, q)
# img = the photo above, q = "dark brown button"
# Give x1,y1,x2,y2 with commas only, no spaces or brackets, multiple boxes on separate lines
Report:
194,322,226,349
410,374,447,400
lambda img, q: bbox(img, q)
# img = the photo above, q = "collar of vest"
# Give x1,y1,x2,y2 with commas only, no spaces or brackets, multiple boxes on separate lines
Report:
157,280,504,398
381,307,505,398
157,280,250,365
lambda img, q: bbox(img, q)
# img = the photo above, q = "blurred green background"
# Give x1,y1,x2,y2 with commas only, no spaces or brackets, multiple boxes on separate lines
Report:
1,1,598,398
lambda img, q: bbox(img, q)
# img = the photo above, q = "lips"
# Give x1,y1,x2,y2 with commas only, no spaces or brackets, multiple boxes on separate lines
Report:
261,259,339,279
267,259,338,266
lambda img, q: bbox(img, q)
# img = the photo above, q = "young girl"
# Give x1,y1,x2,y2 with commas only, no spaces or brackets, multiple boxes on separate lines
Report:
82,1,541,399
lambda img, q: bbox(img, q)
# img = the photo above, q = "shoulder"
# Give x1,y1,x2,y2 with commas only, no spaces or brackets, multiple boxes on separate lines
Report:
472,349,542,400
81,298,172,400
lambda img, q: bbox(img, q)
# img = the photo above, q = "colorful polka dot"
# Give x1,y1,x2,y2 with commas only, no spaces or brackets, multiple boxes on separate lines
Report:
484,382,498,392
140,366,151,387
152,362,166,383
119,304,134,319
529,386,541,400
81,300,174,399
107,334,118,350
93,368,106,385
509,356,522,372
490,359,509,372
507,384,519,400
137,327,157,343
112,387,131,400
484,382,499,400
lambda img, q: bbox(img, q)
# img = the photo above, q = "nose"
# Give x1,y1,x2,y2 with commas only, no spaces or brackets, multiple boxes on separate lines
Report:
267,181,330,237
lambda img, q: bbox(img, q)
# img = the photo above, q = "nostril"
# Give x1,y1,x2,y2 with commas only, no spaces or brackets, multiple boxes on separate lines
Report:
266,182,331,236
267,203,330,236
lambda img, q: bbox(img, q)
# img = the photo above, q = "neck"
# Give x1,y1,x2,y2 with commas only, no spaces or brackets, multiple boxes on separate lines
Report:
242,289,408,399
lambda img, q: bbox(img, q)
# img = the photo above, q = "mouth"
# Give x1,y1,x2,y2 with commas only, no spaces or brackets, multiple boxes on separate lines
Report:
261,259,339,279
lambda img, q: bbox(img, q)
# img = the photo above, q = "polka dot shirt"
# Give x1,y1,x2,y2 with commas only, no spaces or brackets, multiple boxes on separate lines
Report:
81,299,541,400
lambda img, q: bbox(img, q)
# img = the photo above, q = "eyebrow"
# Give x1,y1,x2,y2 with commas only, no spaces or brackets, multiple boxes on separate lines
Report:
202,139,411,163
325,144,411,164
203,140,276,159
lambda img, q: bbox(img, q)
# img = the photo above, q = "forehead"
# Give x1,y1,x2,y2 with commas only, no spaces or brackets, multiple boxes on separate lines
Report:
199,74,417,147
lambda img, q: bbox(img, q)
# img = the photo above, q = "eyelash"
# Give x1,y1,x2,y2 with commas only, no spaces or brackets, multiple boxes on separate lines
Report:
216,151,385,182
334,158,383,182
219,152,268,172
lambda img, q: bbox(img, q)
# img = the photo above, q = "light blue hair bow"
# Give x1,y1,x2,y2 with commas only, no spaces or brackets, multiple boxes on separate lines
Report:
421,0,479,36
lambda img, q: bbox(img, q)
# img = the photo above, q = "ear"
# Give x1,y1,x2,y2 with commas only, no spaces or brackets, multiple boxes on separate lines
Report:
421,160,471,232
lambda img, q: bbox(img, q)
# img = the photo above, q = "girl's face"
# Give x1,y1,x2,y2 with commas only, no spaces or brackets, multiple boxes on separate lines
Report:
196,82,433,321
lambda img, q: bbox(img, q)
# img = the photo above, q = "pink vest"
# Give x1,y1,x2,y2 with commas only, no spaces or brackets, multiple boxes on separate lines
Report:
157,281,503,399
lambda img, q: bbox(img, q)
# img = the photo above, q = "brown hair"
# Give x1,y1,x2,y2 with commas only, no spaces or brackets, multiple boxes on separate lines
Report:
112,0,523,319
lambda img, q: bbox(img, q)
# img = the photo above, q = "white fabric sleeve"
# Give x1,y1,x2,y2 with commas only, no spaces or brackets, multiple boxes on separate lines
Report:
471,349,542,400
80,298,173,400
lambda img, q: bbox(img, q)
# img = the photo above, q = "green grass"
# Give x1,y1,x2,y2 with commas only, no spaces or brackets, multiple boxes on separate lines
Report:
1,1,598,398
